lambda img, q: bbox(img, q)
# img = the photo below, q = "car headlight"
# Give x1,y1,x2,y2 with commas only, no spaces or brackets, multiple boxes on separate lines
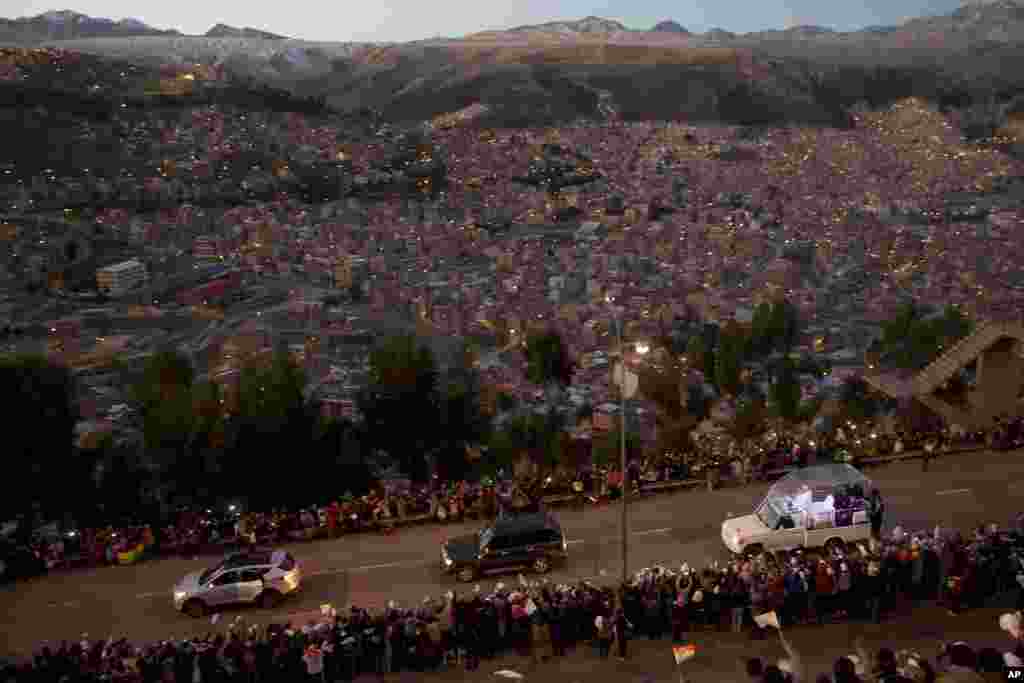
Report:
174,591,187,602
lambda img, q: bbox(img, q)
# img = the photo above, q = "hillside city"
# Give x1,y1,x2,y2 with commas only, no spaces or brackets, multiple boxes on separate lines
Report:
1,45,1023,454
3,13,1024,681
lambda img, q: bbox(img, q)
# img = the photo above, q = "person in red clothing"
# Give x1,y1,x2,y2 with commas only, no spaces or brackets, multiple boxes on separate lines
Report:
813,560,835,624
326,501,340,539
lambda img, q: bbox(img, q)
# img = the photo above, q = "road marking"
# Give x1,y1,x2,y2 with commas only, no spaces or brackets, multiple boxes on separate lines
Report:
349,559,431,572
936,488,971,496
136,527,678,595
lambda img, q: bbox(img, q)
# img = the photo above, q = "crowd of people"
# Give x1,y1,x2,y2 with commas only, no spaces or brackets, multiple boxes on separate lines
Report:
7,511,1024,683
6,417,1020,581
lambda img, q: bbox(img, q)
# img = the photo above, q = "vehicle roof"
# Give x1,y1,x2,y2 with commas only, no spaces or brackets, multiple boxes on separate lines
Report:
222,549,288,569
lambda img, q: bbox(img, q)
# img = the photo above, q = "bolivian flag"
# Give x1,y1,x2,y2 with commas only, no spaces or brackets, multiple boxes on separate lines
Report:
673,644,697,665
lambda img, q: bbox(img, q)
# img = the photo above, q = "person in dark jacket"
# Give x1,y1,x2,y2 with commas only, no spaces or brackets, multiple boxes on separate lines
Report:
612,606,630,660
868,491,885,540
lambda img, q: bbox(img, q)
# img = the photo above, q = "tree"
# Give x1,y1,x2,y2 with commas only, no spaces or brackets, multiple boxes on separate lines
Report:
686,334,715,378
768,298,801,354
591,427,642,468
0,354,79,531
637,359,699,458
523,329,574,471
310,417,374,500
133,349,194,452
839,377,881,423
358,334,440,482
226,350,312,508
714,324,745,397
769,357,802,422
91,437,151,526
486,411,566,485
879,303,973,370
524,330,574,393
132,349,198,503
729,397,769,442
434,349,490,482
749,301,775,357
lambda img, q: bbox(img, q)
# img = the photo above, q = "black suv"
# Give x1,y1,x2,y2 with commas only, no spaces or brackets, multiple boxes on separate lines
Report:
441,512,568,583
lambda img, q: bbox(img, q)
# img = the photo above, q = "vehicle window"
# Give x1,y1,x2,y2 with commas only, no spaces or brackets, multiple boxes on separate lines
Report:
200,561,226,584
239,569,265,582
538,529,561,544
488,534,511,550
212,570,237,586
278,553,296,571
756,500,782,530
479,527,495,548
513,530,545,546
228,553,269,568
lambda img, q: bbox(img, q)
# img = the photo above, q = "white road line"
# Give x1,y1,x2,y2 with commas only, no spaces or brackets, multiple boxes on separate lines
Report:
567,540,585,546
349,559,431,572
634,527,672,536
935,488,971,496
136,591,163,599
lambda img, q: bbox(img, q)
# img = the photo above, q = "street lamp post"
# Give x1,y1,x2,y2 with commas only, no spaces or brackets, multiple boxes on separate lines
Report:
609,297,647,585
617,315,628,587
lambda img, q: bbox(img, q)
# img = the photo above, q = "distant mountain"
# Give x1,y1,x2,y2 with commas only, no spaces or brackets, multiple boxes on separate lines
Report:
17,5,1024,131
651,20,689,34
0,9,178,44
507,16,629,34
205,23,288,40
703,28,737,40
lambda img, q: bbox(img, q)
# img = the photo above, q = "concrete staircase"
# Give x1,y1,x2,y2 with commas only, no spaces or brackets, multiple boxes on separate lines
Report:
863,319,1024,428
909,320,1024,396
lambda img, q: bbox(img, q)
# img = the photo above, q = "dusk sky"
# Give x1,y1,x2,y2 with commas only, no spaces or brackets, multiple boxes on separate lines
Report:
12,0,967,43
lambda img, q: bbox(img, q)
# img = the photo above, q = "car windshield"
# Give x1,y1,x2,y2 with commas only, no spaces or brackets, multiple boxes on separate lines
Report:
479,527,494,549
199,561,225,585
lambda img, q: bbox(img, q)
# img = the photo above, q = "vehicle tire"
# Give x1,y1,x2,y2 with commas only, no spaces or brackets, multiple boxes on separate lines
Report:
456,566,477,583
258,590,283,609
824,538,846,555
742,544,764,560
183,599,207,619
532,556,551,574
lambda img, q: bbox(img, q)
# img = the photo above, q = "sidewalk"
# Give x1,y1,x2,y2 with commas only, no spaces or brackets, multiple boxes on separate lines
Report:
400,599,1016,683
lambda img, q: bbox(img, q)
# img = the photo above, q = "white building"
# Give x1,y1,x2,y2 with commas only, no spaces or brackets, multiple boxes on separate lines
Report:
96,259,148,297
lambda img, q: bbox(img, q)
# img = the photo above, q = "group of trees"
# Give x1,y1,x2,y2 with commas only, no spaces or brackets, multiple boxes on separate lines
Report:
681,299,803,408
876,303,974,371
2,294,980,529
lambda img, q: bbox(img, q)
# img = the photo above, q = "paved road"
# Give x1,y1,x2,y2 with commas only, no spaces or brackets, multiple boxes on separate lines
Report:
1,451,1022,657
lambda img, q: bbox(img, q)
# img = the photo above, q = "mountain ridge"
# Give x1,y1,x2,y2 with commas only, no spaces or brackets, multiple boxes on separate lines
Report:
205,23,288,40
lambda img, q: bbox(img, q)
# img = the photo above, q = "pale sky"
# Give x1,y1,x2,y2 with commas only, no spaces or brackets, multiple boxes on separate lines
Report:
11,0,966,43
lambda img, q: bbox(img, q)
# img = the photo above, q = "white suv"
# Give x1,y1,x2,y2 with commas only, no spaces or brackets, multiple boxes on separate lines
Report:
173,549,301,618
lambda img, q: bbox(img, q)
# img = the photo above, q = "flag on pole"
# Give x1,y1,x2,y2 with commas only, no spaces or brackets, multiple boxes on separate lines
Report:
755,611,781,630
673,644,697,664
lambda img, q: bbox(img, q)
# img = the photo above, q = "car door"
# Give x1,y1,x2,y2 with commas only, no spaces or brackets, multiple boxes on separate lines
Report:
206,570,240,606
481,533,521,573
523,529,556,563
768,511,809,551
501,530,535,569
235,568,266,604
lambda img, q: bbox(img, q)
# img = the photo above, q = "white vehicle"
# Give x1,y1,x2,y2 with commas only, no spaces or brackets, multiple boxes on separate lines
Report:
722,464,875,556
